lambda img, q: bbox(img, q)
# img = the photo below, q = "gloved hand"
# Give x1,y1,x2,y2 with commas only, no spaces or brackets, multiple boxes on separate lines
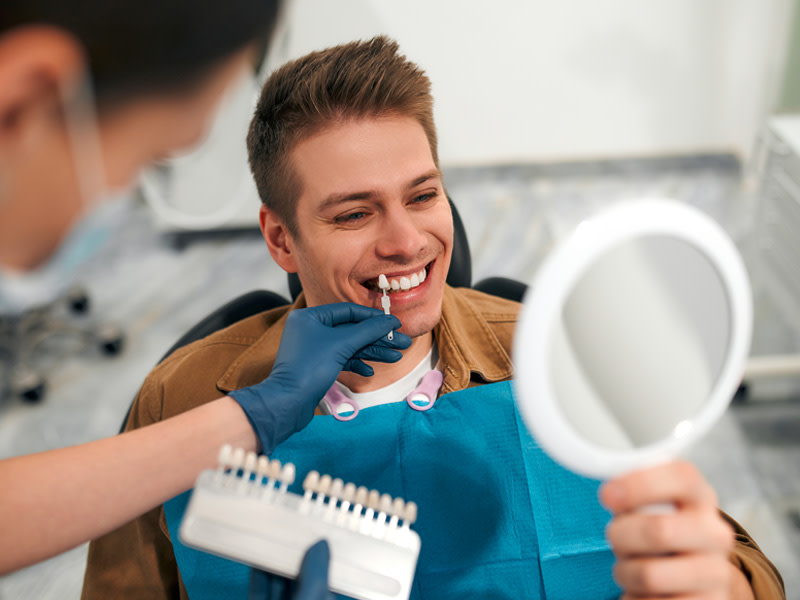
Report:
249,539,334,600
229,302,410,454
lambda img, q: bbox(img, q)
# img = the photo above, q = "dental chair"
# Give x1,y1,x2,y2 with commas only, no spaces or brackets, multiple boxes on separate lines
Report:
119,198,526,431
0,285,125,403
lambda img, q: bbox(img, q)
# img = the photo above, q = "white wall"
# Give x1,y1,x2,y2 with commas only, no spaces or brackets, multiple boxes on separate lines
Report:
274,0,793,167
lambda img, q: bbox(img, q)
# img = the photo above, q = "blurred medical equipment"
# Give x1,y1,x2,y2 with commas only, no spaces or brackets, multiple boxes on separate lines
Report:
138,20,290,235
180,445,421,600
741,115,800,390
513,199,753,479
0,202,128,402
138,68,262,233
0,285,124,403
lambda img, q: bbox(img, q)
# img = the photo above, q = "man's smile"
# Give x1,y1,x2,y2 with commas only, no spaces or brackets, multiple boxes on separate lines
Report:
361,262,431,294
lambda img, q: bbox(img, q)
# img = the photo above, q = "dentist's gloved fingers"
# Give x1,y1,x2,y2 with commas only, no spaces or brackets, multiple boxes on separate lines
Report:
365,331,412,349
248,568,297,600
294,540,334,600
230,303,405,455
350,346,404,364
248,569,290,600
302,302,392,327
345,359,374,378
248,568,268,600
329,315,407,354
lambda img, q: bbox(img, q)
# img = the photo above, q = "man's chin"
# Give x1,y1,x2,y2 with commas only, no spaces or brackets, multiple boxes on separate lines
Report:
396,313,441,340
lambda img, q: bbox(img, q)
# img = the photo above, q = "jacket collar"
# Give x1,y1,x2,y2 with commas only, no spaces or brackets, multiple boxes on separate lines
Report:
217,286,514,394
437,285,514,394
216,294,307,393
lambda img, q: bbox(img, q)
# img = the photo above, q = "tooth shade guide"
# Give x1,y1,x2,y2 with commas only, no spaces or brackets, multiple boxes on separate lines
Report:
256,456,270,485
326,478,344,520
279,463,296,493
189,450,422,600
378,278,394,341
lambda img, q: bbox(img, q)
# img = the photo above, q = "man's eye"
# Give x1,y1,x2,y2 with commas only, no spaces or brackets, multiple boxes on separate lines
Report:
412,192,438,204
334,211,366,224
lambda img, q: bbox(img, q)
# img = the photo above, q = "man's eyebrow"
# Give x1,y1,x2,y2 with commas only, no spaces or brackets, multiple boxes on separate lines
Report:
317,190,376,212
407,169,443,189
318,169,443,212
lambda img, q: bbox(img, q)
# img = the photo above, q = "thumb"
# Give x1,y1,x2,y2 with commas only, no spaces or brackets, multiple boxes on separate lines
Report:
294,540,332,600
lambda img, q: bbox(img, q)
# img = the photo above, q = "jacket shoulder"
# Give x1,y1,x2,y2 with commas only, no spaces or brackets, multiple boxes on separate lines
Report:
450,286,521,322
129,304,290,426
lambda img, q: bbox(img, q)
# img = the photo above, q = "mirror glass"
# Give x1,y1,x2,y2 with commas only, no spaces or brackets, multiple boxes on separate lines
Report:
514,200,752,479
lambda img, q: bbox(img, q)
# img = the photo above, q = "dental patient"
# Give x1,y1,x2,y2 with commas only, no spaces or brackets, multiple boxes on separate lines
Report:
82,36,784,599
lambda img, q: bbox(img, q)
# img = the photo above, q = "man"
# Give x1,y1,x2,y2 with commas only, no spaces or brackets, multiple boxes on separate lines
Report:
82,36,784,599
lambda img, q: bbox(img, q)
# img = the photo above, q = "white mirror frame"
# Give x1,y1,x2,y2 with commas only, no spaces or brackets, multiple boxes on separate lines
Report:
513,199,753,480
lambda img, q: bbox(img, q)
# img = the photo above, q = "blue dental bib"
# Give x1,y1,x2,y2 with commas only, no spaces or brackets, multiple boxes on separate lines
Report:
165,382,621,599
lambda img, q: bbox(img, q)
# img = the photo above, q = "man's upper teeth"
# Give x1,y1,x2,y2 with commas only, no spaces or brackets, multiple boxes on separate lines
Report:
378,267,427,291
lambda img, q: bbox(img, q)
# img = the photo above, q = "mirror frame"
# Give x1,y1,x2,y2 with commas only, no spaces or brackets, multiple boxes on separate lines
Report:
513,199,752,479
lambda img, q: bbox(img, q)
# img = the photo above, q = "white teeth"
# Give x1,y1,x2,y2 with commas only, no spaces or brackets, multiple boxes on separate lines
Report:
378,267,428,293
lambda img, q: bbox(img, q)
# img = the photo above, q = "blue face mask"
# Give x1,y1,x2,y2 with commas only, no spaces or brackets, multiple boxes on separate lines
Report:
0,77,118,313
0,198,127,312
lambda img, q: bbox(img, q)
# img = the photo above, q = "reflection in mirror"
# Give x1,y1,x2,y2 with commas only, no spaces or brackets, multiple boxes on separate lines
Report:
550,235,730,450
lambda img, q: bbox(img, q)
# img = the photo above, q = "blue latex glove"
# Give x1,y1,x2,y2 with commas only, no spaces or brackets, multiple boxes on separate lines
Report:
248,540,335,600
229,302,410,454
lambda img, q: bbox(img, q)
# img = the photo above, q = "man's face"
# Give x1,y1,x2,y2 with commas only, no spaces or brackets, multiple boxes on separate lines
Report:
274,115,453,339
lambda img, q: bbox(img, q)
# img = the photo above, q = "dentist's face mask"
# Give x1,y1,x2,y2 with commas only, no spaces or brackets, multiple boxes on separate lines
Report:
0,77,124,313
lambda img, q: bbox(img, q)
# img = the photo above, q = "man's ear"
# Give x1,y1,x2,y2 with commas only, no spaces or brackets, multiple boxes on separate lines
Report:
259,204,299,273
0,26,85,159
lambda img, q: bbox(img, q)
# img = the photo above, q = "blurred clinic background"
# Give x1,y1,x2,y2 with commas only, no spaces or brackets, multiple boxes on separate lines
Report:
2,1,800,597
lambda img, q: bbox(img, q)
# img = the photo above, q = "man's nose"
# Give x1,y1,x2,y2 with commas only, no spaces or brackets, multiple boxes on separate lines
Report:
375,207,426,260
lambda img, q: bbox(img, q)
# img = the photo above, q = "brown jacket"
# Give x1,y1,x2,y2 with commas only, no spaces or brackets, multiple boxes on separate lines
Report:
81,286,783,599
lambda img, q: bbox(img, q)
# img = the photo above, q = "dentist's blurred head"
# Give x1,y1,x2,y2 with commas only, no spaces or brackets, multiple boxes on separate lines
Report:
0,0,282,270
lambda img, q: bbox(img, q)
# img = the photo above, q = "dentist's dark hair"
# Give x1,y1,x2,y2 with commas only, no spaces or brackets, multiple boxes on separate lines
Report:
1,0,282,108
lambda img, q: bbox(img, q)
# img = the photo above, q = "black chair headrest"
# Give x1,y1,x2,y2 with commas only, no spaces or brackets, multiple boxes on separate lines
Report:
288,197,471,301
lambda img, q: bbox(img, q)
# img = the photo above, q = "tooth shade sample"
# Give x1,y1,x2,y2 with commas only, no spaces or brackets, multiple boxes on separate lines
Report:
378,274,390,290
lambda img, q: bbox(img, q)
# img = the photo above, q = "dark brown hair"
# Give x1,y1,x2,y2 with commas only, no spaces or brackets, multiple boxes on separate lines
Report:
247,35,438,236
2,0,281,108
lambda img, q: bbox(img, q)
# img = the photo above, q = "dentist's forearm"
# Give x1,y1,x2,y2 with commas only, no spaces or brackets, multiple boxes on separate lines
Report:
0,396,255,575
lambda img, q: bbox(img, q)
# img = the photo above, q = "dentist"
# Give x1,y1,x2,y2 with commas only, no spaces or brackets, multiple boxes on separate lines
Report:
0,0,409,584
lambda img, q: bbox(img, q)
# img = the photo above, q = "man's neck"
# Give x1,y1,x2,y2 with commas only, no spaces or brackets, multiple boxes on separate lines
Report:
337,332,434,393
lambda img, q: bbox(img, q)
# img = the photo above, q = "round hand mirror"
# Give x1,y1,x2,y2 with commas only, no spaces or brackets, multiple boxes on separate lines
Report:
513,200,753,480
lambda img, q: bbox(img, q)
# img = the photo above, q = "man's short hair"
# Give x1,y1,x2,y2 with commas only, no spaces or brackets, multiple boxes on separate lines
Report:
247,35,438,237
2,0,281,109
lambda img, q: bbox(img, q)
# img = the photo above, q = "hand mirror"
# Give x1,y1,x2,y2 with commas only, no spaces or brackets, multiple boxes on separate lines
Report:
513,200,753,480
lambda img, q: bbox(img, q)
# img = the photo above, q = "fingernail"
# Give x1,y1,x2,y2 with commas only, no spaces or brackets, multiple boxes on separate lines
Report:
601,481,624,508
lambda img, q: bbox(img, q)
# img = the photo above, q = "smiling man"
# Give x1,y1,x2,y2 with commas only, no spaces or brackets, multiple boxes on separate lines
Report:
259,115,454,395
82,36,783,600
